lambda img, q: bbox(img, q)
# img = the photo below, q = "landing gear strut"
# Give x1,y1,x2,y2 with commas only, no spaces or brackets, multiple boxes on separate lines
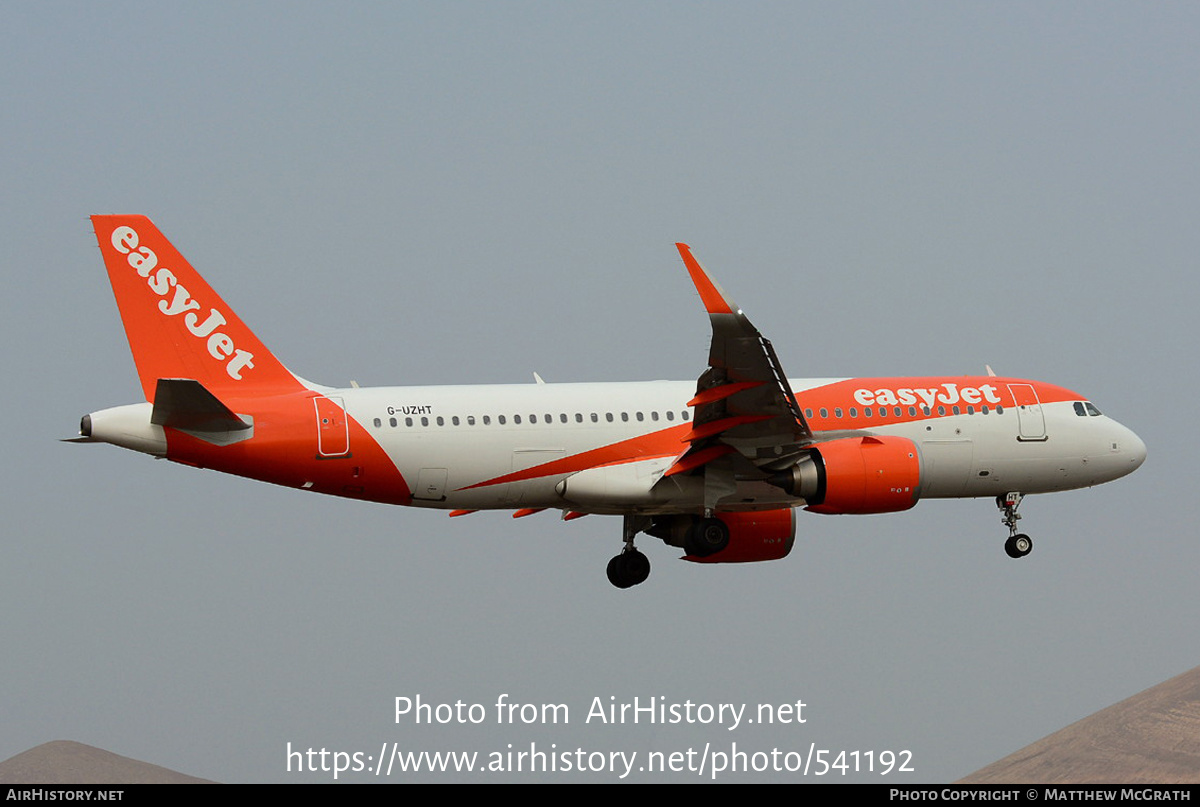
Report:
997,492,1033,559
607,514,652,589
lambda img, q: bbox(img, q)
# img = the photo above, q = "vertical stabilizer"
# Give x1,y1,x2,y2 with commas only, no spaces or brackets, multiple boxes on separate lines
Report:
91,215,301,400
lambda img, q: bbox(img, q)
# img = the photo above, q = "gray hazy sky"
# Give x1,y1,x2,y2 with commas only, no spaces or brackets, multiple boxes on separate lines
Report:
2,2,1194,782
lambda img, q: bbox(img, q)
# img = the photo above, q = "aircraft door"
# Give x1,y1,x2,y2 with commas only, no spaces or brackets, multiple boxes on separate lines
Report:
1008,384,1047,442
314,396,350,457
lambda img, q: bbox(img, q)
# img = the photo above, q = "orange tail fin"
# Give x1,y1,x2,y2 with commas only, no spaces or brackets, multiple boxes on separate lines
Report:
91,215,301,400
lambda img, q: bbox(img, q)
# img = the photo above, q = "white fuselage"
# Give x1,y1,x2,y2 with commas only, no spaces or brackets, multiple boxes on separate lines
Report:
332,377,1145,514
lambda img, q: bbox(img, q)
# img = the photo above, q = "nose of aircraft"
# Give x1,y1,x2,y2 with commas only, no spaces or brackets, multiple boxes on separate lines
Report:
1114,420,1147,476
1128,428,1147,470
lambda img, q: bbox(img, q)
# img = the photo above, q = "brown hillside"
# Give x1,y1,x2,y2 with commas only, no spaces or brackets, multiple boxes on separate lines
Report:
960,665,1200,784
0,740,213,784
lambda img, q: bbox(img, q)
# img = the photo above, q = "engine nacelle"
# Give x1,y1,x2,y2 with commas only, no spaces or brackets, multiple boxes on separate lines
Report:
769,436,922,515
810,436,922,514
648,509,796,564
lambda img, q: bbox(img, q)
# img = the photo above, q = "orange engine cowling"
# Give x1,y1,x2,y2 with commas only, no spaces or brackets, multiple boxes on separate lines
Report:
649,509,796,564
803,436,922,515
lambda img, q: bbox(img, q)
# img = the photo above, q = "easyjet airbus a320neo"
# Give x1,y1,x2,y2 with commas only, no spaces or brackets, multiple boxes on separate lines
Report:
71,216,1146,588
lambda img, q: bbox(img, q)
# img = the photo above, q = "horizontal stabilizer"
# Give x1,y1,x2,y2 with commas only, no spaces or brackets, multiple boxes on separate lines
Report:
151,378,252,433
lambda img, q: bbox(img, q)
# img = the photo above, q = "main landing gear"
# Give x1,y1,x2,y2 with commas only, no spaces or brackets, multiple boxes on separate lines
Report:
605,514,732,589
997,492,1033,559
607,514,651,589
606,548,650,589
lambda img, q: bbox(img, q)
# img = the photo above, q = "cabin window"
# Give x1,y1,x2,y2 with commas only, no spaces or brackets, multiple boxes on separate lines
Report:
651,412,660,421
467,415,476,425
575,413,583,423
952,406,960,415
390,417,398,427
483,415,491,425
636,412,644,422
621,412,629,422
894,406,902,417
834,408,843,418
514,415,522,424
666,411,675,421
937,406,945,416
819,408,828,418
421,416,429,426
681,410,690,421
373,418,381,428
864,408,872,418
606,413,614,423
437,416,445,426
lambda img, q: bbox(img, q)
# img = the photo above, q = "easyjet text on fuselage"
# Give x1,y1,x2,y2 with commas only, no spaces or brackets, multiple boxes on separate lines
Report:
853,383,1002,409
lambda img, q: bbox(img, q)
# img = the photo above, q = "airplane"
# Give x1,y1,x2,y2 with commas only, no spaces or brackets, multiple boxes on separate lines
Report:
70,215,1147,588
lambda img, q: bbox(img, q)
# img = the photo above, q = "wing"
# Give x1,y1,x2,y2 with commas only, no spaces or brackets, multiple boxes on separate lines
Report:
665,245,813,504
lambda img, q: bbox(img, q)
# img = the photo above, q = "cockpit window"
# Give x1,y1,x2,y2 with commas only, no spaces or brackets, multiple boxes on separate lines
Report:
1074,402,1087,417
1085,402,1102,416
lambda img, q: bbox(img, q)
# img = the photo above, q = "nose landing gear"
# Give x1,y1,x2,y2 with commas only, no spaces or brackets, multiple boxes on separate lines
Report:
998,492,1033,559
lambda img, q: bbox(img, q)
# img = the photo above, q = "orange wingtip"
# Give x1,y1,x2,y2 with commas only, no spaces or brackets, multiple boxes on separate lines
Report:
676,243,735,315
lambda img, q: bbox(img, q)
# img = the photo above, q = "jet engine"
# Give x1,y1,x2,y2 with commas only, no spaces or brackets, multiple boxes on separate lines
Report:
647,508,796,563
768,436,922,515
